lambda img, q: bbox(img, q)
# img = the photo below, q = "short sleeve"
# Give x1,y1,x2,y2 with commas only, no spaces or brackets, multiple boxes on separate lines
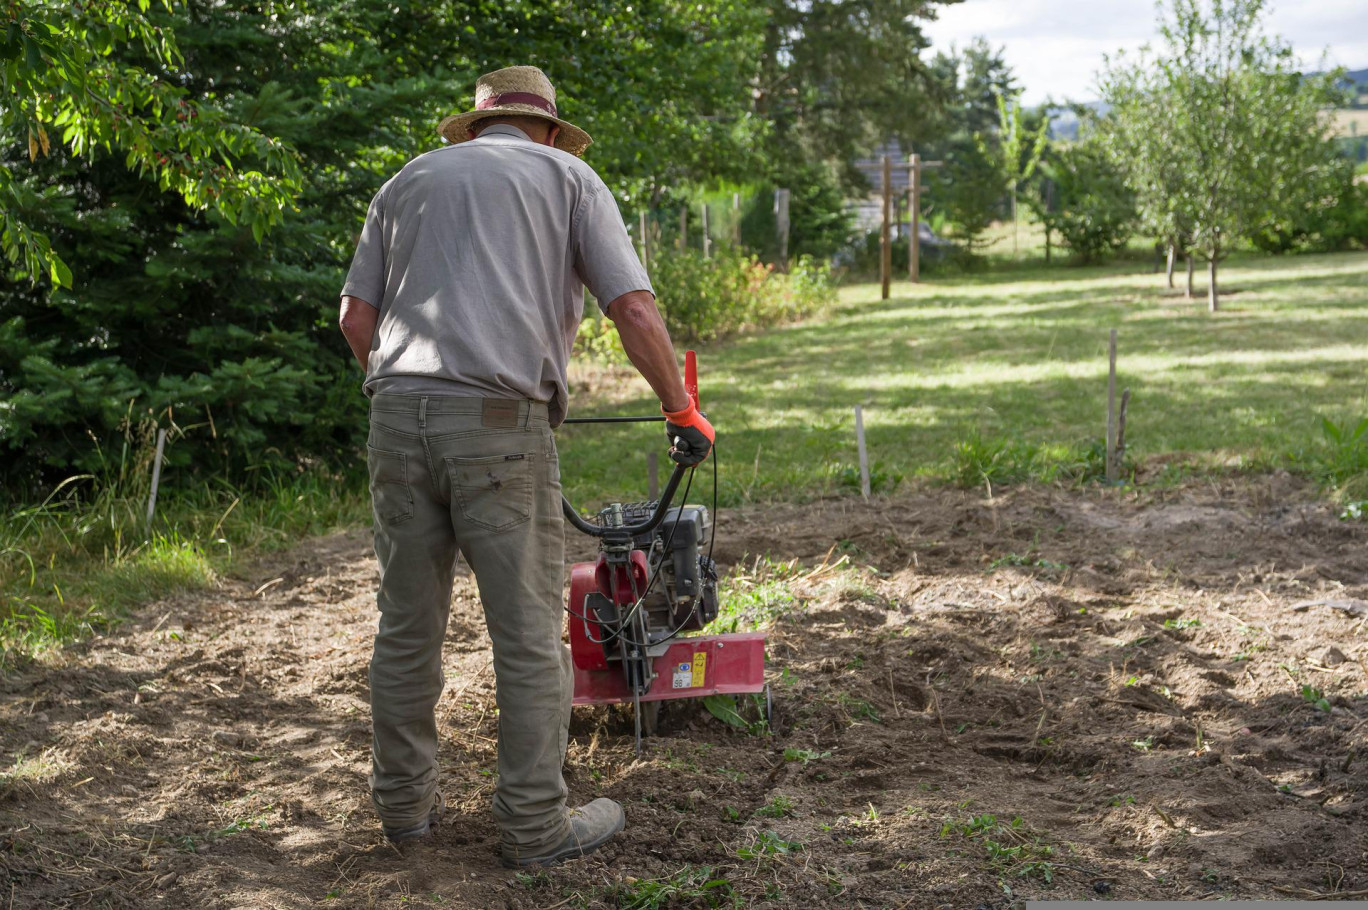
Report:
340,189,387,307
572,182,654,314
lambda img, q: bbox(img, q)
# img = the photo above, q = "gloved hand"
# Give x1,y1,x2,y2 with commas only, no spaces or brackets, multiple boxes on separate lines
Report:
662,401,714,467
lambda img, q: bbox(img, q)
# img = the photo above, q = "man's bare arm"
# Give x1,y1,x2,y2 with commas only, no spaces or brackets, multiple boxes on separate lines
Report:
605,291,689,412
339,295,379,371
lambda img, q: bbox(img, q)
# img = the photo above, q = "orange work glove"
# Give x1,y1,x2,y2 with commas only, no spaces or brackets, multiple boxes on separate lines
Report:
662,401,714,467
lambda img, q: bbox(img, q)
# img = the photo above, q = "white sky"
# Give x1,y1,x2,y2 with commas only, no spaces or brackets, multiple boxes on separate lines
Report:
921,0,1368,105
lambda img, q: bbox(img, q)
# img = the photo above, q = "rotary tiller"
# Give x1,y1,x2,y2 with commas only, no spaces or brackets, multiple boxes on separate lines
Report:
560,352,767,752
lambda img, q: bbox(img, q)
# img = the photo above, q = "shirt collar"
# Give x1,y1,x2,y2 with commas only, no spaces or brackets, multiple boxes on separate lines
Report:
476,123,533,142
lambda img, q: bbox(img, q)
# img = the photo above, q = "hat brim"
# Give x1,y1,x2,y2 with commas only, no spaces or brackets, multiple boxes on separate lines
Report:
437,106,592,157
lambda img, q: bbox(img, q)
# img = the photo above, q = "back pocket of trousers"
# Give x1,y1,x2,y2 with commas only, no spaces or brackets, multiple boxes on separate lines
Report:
367,446,414,525
446,452,535,532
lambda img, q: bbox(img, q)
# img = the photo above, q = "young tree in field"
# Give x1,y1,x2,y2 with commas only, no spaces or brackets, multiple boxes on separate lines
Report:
930,136,1002,252
0,1,302,287
1100,0,1345,311
1026,141,1137,263
919,39,1020,252
1095,82,1197,292
979,92,1048,256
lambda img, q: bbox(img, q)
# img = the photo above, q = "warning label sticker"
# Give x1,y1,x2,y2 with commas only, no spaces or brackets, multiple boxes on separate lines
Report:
672,661,692,689
690,652,707,687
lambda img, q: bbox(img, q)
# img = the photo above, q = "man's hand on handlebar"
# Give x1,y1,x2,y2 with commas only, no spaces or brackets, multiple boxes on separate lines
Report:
663,401,714,467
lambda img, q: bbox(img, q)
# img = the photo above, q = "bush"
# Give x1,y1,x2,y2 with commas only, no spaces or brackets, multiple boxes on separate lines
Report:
650,248,833,344
572,249,833,360
571,310,625,364
1027,143,1137,263
1251,174,1368,253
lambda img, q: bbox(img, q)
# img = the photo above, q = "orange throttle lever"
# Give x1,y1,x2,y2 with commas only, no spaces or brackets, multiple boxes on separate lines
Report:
685,349,699,410
663,350,713,466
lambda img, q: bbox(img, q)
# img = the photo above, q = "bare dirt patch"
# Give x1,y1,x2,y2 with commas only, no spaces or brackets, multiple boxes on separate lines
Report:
4,474,1368,908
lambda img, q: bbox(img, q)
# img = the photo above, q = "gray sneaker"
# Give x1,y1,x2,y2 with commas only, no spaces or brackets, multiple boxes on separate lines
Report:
500,798,626,868
382,791,445,843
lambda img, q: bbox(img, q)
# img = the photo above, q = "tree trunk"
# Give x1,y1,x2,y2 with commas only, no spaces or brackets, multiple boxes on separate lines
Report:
1011,188,1018,258
1044,227,1051,264
1165,244,1176,288
1185,255,1194,298
1208,256,1219,313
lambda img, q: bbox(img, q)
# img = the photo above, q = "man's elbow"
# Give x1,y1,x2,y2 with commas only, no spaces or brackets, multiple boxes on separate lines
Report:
607,293,659,333
339,296,376,336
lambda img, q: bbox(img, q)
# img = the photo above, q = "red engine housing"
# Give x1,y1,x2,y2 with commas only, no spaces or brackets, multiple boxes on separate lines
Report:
566,559,766,706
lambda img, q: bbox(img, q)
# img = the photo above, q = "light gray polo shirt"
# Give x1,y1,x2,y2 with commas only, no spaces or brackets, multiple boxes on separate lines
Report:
340,124,652,426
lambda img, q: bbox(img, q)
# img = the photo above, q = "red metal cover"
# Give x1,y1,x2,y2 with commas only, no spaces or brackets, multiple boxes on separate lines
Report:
594,550,649,605
568,562,609,670
571,632,766,706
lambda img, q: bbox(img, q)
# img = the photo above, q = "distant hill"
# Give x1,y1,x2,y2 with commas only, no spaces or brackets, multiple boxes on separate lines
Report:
1046,102,1107,142
1340,68,1368,107
1340,68,1368,89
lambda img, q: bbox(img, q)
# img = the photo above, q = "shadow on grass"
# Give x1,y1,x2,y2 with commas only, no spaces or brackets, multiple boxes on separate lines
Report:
561,251,1368,508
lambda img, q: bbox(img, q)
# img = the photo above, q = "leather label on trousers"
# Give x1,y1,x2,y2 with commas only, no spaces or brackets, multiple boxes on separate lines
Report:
482,399,520,428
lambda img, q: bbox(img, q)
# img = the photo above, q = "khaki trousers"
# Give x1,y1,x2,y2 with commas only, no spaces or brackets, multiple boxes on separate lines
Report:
366,395,572,852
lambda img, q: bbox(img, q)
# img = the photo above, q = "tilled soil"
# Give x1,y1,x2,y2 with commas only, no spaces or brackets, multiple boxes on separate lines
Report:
3,474,1368,909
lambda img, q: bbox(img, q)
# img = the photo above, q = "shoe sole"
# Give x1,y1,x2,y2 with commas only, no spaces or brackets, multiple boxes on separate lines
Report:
500,810,626,868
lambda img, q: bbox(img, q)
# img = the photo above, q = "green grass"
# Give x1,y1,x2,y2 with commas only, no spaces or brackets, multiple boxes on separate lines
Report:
559,250,1368,506
755,794,795,818
702,556,805,635
601,865,738,910
1,464,369,668
939,813,1058,882
9,248,1368,664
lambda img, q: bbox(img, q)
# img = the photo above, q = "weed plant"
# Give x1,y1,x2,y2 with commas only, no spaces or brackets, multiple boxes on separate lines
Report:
1295,416,1368,500
940,813,1058,883
602,865,737,910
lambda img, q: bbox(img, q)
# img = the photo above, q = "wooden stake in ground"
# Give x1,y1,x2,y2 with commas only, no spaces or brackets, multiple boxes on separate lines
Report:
855,405,871,500
701,202,711,259
146,428,167,525
1105,329,1118,483
908,153,921,281
1116,387,1131,466
773,188,790,271
732,192,741,245
905,155,940,282
880,155,891,300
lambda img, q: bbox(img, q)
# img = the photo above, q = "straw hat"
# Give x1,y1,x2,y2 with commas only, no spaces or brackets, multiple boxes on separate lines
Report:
438,66,592,157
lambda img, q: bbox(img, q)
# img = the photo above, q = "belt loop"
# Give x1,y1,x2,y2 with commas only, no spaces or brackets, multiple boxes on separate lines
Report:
523,401,532,428
418,397,428,428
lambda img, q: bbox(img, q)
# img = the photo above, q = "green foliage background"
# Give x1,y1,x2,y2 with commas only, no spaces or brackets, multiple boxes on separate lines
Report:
0,0,968,498
0,0,775,494
5,0,1367,503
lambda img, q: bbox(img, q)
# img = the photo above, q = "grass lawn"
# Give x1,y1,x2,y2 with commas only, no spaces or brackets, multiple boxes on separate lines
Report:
558,249,1368,508
6,248,1367,663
